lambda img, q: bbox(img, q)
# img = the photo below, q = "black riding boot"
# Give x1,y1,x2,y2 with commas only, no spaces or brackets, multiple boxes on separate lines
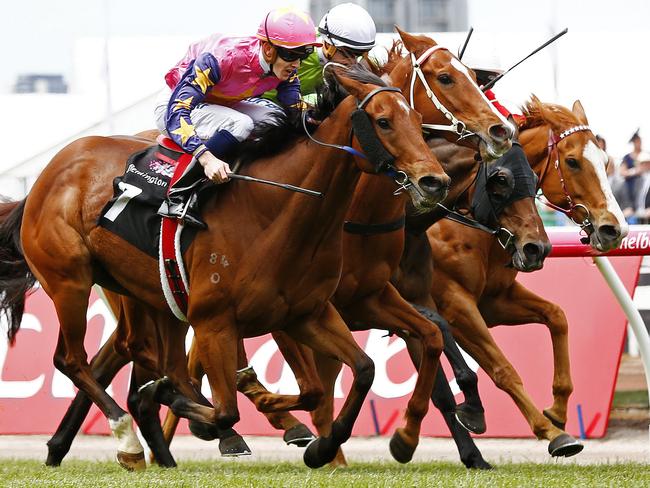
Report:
159,130,239,229
158,158,208,229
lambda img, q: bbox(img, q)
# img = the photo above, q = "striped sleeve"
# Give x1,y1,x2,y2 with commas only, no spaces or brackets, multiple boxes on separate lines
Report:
275,70,302,108
166,53,222,154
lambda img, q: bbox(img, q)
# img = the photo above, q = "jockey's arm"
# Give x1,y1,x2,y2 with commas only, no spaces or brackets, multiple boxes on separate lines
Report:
165,52,222,158
275,70,302,109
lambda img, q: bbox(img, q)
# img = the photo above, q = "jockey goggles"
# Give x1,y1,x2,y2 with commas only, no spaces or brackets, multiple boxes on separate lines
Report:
276,45,314,62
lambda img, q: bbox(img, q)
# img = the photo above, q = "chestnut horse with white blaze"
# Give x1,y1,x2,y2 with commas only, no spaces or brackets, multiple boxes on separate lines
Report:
395,96,627,458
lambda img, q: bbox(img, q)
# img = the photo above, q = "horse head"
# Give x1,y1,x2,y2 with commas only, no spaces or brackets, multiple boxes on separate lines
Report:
333,69,450,211
521,96,627,252
470,136,550,272
386,28,514,160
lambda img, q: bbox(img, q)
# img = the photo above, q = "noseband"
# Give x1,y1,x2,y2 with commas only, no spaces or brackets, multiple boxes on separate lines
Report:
408,45,475,140
537,124,593,232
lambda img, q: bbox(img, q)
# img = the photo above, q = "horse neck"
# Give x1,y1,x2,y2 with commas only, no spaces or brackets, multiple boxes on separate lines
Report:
227,98,362,248
520,124,552,183
346,174,407,224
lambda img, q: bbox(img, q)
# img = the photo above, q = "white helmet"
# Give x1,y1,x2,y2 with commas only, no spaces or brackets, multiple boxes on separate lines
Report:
318,3,376,52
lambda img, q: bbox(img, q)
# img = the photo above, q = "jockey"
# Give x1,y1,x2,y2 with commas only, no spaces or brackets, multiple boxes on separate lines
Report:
264,2,377,105
154,7,321,228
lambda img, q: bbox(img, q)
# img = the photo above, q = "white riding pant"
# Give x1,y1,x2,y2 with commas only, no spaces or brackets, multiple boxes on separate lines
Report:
153,87,283,142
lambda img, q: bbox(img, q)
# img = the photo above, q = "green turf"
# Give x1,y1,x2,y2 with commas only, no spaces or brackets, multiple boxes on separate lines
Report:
1,460,649,488
612,390,649,408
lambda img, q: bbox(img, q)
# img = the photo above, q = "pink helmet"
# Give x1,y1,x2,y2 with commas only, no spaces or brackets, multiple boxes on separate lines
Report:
256,7,322,48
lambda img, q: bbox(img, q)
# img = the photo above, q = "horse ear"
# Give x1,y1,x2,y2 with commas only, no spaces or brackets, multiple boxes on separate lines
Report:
396,26,435,55
572,100,589,125
335,73,372,102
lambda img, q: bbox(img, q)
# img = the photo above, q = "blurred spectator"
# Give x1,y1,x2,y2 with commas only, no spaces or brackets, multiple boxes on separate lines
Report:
620,129,643,198
635,151,650,222
599,134,635,220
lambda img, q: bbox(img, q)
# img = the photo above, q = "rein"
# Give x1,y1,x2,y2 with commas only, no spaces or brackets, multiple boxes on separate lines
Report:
408,45,475,140
536,124,593,231
437,202,515,250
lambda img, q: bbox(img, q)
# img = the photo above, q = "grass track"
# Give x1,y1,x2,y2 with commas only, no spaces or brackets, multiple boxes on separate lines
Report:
1,460,649,487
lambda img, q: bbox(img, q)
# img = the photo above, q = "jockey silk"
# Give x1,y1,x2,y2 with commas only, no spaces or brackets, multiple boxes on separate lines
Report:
164,34,301,153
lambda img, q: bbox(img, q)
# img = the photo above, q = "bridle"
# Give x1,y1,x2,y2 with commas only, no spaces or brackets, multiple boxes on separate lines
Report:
408,45,475,141
302,85,416,191
435,161,517,252
536,124,594,233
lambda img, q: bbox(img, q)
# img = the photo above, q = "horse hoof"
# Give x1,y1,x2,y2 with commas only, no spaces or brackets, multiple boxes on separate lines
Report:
117,450,146,471
45,445,66,467
464,455,493,470
543,409,566,431
548,433,583,457
188,420,220,441
284,423,316,448
389,429,415,464
219,432,251,457
455,405,487,435
304,437,338,469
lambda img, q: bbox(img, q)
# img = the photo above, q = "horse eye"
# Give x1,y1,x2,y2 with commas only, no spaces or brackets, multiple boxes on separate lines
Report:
437,74,453,85
565,157,580,169
376,118,391,130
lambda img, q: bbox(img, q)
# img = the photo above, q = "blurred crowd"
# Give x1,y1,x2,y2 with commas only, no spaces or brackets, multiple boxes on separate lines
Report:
605,130,650,224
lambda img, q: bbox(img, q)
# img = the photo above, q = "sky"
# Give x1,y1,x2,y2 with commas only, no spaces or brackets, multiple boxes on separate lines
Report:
1,0,649,163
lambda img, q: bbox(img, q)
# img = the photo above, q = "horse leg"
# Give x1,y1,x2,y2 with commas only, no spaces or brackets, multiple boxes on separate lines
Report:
237,333,323,414
402,335,492,469
46,330,128,466
408,303,485,434
152,333,250,456
46,284,145,471
441,291,583,457
190,319,241,432
237,332,318,446
342,285,442,464
479,281,573,430
288,302,374,469
308,351,347,467
160,335,204,447
126,365,177,468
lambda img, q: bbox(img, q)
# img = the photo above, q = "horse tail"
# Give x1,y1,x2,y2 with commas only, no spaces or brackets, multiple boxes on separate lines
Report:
0,199,36,345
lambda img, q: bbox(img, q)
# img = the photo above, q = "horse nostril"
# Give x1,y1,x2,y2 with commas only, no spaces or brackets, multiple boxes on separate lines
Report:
523,242,546,263
598,224,621,242
488,124,513,142
418,176,449,196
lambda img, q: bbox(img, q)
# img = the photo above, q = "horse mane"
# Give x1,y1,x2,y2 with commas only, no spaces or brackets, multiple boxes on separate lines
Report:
380,40,406,76
236,64,387,166
520,96,578,131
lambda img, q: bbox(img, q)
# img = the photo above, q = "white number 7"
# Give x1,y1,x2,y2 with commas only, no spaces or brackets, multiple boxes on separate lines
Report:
103,182,143,222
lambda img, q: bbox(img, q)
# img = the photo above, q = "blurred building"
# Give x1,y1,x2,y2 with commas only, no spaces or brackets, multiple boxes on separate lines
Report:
310,0,468,33
13,74,68,94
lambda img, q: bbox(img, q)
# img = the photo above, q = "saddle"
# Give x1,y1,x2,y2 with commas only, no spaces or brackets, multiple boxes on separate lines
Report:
99,136,204,321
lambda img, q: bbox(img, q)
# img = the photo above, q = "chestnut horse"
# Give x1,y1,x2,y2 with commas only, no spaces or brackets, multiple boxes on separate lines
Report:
395,96,627,459
41,30,515,469
161,29,518,466
161,32,524,466
0,69,451,470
